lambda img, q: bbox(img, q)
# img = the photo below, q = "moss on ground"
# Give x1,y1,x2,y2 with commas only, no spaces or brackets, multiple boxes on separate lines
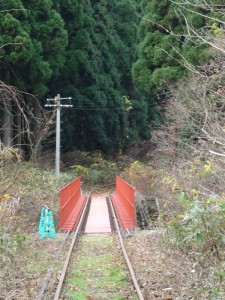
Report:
62,235,137,300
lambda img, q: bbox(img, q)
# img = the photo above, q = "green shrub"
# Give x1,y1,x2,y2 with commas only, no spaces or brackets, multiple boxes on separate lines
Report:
168,196,225,258
70,151,122,185
0,230,26,266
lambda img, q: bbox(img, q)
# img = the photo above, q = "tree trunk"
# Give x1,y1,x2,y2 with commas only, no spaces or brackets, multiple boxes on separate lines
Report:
2,95,12,147
15,104,22,148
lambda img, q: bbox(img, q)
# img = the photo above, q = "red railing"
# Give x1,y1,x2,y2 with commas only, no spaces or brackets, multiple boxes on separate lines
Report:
112,176,135,229
60,177,82,229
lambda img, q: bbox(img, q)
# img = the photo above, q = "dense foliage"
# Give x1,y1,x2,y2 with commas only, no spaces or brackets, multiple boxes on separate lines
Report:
56,0,150,152
0,0,67,96
132,0,216,93
0,0,152,154
1,0,224,154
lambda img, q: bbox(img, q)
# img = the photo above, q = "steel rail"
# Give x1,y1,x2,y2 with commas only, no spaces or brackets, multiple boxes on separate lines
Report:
35,231,70,300
108,195,145,300
53,192,91,300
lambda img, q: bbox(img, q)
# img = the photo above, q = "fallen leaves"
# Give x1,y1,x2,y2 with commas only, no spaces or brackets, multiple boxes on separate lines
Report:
125,230,200,299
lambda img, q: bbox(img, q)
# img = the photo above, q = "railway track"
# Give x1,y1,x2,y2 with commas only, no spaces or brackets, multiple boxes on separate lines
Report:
37,192,144,300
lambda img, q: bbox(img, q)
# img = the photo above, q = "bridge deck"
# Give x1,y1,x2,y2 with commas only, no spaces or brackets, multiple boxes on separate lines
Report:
61,191,134,233
85,196,111,234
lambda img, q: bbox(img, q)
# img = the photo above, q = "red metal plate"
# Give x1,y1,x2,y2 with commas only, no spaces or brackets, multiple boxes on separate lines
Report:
111,193,135,230
85,196,111,233
60,195,86,231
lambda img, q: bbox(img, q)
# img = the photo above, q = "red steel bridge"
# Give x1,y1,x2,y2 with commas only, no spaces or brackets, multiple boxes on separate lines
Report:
60,176,136,233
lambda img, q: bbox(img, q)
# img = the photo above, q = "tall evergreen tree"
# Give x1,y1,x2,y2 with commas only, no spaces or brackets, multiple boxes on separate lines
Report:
54,0,148,153
0,0,67,152
132,0,209,93
0,0,152,153
0,0,67,97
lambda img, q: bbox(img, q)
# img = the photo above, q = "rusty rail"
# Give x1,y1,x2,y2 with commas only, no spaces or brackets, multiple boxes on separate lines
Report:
54,192,91,300
52,190,144,300
109,194,144,300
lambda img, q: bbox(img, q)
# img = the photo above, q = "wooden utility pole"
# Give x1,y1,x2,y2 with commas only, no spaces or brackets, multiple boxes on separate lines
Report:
45,94,72,182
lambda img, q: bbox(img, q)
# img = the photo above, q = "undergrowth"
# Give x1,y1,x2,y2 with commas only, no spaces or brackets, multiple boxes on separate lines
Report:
1,139,225,298
63,150,133,187
0,148,134,267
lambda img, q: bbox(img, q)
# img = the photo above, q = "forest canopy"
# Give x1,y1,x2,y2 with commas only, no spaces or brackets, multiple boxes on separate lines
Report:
1,0,223,155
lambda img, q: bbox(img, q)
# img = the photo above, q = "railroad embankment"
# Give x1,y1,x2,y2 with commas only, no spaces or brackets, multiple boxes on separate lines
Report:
1,146,225,299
